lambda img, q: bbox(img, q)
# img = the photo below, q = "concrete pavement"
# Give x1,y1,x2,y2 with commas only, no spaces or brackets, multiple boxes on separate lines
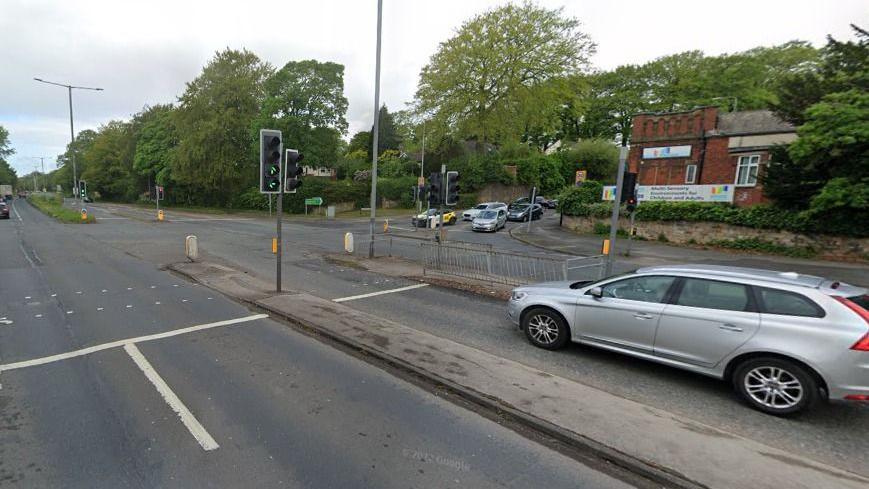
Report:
42,200,869,477
0,199,633,488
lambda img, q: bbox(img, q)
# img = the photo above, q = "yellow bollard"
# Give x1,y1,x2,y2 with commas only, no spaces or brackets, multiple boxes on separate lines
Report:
383,219,390,233
157,209,164,221
601,239,611,255
81,208,88,221
272,237,278,254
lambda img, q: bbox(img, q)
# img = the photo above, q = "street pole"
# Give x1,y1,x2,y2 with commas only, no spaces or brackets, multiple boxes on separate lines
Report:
419,122,425,214
526,186,537,233
626,210,636,256
367,0,383,259
605,146,629,277
155,184,160,218
276,190,283,292
34,78,103,202
438,164,446,243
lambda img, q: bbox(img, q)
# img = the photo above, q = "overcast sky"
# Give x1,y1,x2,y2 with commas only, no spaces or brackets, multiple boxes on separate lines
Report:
2,0,865,175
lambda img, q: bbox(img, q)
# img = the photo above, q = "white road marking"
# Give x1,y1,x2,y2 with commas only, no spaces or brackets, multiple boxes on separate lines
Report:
124,343,219,451
76,291,82,295
126,305,133,308
12,202,22,221
0,320,12,325
34,314,42,318
127,287,133,291
333,283,429,303
51,294,57,297
150,286,156,289
155,301,161,305
97,308,104,311
66,311,73,315
24,296,31,300
96,217,129,220
0,314,267,373
101,289,108,293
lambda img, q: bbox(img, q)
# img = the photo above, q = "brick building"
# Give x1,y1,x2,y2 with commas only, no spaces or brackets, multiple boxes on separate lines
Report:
627,106,796,206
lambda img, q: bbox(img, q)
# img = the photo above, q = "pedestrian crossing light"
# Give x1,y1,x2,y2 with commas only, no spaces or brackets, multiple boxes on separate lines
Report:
259,129,283,194
428,172,442,206
284,149,304,193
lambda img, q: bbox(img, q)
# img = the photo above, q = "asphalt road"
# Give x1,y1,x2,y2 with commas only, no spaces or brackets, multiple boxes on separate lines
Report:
34,200,869,477
0,200,632,488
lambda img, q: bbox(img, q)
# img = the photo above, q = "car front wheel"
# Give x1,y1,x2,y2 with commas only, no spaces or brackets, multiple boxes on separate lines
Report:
733,357,819,416
522,307,569,350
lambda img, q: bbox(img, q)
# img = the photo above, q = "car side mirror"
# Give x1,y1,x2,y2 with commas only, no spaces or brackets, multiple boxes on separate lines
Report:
589,286,603,299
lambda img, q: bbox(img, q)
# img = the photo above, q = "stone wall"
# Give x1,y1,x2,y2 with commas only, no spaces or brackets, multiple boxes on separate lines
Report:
475,183,530,203
561,215,869,262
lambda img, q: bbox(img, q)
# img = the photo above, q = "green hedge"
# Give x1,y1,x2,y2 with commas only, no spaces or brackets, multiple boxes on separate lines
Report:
563,200,867,237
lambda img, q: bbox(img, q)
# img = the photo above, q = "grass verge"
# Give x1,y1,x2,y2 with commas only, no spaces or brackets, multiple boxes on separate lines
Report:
29,194,96,223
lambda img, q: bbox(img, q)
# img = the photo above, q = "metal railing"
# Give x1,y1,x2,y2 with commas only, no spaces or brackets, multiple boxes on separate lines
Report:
420,240,605,286
348,233,606,286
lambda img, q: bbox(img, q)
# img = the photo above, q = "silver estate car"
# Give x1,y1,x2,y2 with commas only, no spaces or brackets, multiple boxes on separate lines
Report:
507,265,869,415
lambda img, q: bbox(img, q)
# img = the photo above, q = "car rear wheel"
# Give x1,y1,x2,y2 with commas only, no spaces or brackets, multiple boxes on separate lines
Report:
733,357,819,416
522,308,569,350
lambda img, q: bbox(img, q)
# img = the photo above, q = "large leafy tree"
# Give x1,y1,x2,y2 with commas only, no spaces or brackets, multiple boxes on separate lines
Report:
133,104,178,187
372,105,401,156
53,128,98,191
174,48,272,204
81,121,138,200
254,59,348,169
415,1,595,146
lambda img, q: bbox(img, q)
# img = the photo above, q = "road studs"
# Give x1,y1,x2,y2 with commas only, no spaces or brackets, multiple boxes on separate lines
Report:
34,314,42,318
126,305,133,309
97,308,104,312
66,311,73,315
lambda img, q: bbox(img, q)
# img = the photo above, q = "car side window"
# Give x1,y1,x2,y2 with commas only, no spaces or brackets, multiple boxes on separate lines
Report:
759,288,824,317
675,278,750,312
498,210,505,217
599,276,675,303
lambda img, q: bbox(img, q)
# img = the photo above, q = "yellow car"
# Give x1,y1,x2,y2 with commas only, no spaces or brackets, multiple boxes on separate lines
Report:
412,208,457,227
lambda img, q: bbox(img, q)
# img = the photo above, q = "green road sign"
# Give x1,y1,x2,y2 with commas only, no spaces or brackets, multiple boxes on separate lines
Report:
305,197,323,206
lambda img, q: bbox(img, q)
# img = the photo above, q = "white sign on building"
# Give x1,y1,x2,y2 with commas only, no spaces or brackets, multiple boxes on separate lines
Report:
602,184,734,203
642,145,692,159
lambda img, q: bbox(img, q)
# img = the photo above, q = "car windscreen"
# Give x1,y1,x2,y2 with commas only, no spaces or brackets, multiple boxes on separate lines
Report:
478,211,497,219
474,204,488,209
512,204,530,211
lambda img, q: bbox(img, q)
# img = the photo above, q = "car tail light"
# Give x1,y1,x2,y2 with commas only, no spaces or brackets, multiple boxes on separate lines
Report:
833,296,869,351
845,395,869,401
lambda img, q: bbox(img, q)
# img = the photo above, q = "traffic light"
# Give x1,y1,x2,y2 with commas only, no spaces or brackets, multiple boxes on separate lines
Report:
79,180,87,199
284,149,304,193
445,171,460,206
428,172,442,206
626,195,638,213
621,172,637,204
259,129,282,194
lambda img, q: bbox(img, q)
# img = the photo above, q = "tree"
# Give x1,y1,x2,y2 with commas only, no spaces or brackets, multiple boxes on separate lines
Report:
81,121,138,200
556,139,620,185
53,128,98,191
0,125,16,187
347,130,371,157
772,25,867,125
415,1,595,146
254,59,348,169
174,49,272,204
133,104,178,187
372,105,401,155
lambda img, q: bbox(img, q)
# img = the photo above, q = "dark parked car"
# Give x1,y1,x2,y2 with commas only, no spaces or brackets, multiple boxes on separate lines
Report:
513,196,556,209
507,203,543,222
0,202,10,219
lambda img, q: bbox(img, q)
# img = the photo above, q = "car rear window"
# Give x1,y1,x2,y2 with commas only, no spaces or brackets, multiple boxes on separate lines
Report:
675,278,751,312
848,295,869,311
758,288,825,318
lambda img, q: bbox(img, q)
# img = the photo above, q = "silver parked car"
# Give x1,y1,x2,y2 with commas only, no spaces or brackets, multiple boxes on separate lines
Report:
463,202,507,221
507,264,869,415
472,209,507,232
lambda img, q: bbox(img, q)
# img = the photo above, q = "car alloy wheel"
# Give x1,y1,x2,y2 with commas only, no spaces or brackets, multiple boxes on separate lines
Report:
733,357,818,415
743,366,803,410
522,307,569,350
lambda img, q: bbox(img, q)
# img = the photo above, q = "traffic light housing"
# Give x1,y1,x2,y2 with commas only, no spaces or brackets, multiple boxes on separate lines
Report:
445,171,460,206
621,172,637,204
428,172,442,206
259,129,282,194
79,180,87,199
285,149,304,193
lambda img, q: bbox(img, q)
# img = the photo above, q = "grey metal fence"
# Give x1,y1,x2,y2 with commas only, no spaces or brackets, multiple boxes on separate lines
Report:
347,233,606,286
420,240,605,285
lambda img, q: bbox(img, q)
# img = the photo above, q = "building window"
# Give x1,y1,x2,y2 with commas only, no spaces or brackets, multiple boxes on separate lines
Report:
736,155,760,186
685,164,697,184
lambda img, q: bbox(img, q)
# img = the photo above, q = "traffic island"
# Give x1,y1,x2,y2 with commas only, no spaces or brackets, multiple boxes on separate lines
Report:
169,259,869,489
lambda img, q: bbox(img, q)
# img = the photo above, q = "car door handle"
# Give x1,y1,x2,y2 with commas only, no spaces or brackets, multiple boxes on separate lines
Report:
719,324,744,332
633,313,654,320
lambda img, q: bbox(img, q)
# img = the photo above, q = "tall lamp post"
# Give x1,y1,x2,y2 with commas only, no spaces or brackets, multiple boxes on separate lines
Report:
367,0,383,258
34,77,103,202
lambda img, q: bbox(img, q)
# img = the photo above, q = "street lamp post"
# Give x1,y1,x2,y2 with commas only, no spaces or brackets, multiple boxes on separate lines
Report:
367,0,383,258
34,78,103,203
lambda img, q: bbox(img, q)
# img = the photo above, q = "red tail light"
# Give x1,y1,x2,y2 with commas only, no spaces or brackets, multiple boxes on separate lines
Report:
833,296,869,351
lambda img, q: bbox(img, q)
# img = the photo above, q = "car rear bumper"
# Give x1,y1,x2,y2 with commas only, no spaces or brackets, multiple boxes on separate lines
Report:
825,354,869,400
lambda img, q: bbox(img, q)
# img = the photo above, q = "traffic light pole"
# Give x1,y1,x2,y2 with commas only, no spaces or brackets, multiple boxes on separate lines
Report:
526,186,537,233
276,191,282,292
604,147,629,277
438,164,446,243
625,209,636,257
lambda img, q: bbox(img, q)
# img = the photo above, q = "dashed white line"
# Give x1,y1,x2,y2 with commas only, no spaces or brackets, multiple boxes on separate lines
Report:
0,314,267,373
332,283,429,303
11,202,22,222
124,343,219,451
